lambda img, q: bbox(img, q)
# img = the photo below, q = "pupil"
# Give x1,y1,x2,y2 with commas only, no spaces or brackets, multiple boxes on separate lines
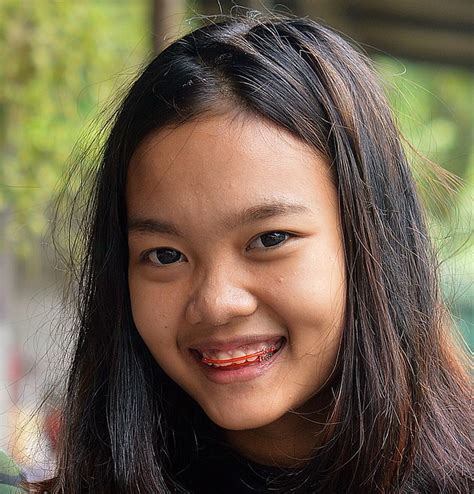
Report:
157,249,180,264
261,232,286,247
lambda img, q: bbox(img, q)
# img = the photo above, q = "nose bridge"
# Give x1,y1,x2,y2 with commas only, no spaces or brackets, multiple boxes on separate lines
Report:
185,257,257,326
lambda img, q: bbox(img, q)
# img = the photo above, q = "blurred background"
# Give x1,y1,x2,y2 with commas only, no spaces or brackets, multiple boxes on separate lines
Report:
0,0,472,480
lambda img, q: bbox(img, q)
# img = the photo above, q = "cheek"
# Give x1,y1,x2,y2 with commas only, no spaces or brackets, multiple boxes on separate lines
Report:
266,248,345,385
266,248,346,330
129,289,191,387
128,277,182,355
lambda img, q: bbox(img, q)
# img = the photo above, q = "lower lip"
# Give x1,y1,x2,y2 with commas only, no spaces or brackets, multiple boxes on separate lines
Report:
193,339,286,385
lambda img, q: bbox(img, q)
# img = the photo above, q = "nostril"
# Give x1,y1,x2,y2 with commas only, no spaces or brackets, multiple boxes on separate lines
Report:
185,285,258,327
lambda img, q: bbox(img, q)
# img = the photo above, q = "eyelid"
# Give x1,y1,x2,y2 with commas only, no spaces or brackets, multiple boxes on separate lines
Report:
246,231,294,251
140,247,187,266
137,231,296,264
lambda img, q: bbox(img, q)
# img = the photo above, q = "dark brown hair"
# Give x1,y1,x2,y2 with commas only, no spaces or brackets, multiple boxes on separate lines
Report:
32,13,471,493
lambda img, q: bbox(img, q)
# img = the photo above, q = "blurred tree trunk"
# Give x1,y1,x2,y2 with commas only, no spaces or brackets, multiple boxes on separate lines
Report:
152,0,187,54
198,0,273,15
151,0,274,54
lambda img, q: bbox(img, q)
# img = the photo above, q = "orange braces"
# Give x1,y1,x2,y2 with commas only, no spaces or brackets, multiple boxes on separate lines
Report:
201,346,276,365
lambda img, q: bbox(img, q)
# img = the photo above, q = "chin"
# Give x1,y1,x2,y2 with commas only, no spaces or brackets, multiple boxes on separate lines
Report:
204,402,282,431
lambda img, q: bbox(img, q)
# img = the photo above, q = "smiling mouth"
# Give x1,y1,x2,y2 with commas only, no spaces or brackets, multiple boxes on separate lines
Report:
195,338,285,370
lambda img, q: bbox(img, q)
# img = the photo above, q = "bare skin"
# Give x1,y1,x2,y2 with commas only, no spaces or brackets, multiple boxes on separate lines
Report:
127,111,346,466
225,385,336,466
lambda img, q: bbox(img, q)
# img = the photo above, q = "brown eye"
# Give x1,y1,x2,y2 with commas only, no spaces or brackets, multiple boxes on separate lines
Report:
147,248,185,265
247,232,291,250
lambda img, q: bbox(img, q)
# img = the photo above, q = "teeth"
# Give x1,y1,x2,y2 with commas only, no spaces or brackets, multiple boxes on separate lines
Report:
201,339,284,368
214,357,248,367
201,343,278,361
210,358,249,368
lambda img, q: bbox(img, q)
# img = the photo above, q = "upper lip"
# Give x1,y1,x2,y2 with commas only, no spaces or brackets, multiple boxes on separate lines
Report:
189,335,284,353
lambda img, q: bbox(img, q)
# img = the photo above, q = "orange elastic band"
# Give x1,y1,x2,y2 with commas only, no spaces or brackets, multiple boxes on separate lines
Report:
201,348,269,365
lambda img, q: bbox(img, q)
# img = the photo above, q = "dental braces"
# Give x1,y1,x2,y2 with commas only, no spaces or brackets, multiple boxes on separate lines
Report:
201,344,279,366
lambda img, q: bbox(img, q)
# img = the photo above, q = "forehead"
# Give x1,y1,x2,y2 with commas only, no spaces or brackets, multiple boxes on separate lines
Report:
126,113,334,228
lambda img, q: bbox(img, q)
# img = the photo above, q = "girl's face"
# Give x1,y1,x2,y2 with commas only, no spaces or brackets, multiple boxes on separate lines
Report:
127,113,345,440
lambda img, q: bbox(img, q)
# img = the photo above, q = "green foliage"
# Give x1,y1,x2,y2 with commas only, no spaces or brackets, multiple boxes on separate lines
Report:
0,3,471,342
0,0,150,257
377,58,473,347
378,57,473,182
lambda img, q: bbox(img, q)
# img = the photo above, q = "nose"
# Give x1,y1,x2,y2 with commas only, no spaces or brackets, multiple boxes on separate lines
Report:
184,263,258,327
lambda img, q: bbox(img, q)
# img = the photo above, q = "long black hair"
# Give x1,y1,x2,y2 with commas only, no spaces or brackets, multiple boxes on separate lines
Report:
33,13,471,493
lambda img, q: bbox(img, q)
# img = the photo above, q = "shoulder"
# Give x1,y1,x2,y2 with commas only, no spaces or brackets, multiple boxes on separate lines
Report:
0,451,27,493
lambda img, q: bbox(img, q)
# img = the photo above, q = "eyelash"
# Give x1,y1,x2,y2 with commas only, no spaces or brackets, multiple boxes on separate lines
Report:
246,231,293,251
141,231,294,267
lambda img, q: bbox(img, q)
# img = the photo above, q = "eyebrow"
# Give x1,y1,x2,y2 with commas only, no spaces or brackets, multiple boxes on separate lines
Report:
127,201,312,236
127,217,183,236
224,202,312,230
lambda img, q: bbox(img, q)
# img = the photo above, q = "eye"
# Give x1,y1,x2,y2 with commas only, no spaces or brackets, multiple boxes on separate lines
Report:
247,231,292,251
145,248,186,266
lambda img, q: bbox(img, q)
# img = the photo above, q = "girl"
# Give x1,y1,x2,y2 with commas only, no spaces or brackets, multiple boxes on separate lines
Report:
31,13,471,494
